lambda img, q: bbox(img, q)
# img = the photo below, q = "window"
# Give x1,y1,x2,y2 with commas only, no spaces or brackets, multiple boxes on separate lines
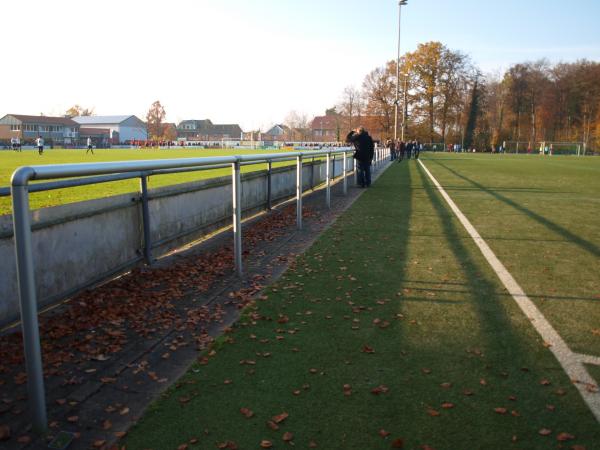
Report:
10,124,21,131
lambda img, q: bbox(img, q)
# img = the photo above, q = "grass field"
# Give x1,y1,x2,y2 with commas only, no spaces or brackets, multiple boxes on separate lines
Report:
0,148,302,216
123,153,600,449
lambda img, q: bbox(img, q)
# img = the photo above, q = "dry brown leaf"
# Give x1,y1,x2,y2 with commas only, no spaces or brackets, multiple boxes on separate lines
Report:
240,407,254,418
0,426,11,441
272,412,289,423
379,429,391,437
538,428,552,436
494,407,507,415
17,435,31,444
392,437,404,447
557,432,575,441
260,440,273,448
282,431,294,441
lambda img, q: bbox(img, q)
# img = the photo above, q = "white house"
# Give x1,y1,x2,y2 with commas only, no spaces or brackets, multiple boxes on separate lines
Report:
72,115,147,144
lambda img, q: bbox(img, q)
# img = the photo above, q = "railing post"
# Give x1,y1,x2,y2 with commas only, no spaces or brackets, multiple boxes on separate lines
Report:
354,158,358,185
140,175,152,265
310,157,315,190
326,152,331,208
11,184,47,433
296,155,303,230
343,151,347,195
232,160,243,277
267,160,272,210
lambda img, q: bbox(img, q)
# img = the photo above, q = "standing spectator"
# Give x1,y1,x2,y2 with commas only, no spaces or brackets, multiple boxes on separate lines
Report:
414,140,421,159
36,135,44,155
386,139,397,161
346,126,375,188
405,140,413,159
86,137,94,155
398,139,405,162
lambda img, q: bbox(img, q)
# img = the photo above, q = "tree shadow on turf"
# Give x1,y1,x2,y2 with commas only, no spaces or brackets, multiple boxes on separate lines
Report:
428,159,600,259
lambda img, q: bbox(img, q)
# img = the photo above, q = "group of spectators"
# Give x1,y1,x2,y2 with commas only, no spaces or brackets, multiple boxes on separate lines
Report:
385,139,422,162
345,127,427,188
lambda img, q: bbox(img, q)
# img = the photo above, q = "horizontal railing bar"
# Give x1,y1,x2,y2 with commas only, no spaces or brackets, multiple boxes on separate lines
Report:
0,153,341,198
11,148,353,187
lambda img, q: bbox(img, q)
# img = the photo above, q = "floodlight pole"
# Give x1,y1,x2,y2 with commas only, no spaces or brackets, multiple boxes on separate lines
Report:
394,0,407,141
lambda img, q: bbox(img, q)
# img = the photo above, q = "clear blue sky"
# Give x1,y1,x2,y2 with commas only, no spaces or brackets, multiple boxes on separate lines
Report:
4,0,600,130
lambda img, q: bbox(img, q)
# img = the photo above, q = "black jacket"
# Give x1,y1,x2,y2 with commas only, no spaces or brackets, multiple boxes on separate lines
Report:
346,131,374,163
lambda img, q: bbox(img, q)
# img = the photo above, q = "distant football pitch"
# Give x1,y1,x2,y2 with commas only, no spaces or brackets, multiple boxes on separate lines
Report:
0,147,299,215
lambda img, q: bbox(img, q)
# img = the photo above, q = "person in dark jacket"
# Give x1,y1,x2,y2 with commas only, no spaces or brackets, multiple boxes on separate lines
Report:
346,126,374,188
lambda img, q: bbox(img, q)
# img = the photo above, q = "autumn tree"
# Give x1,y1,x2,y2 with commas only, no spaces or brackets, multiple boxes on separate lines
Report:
402,42,471,143
65,105,94,118
146,101,166,140
362,63,396,138
338,86,364,132
285,110,310,141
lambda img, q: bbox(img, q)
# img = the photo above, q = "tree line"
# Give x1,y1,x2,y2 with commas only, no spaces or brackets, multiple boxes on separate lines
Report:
335,41,600,152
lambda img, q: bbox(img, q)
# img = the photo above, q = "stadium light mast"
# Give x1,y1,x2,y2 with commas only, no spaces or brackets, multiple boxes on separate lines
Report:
394,0,408,142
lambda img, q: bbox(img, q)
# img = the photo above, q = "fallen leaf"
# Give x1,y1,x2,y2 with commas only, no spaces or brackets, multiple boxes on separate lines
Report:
441,402,454,409
538,428,552,436
240,407,254,418
283,431,294,441
379,429,391,437
267,421,279,431
17,435,31,444
260,440,273,448
114,431,127,438
102,419,112,430
119,407,130,415
272,412,289,423
494,408,507,415
0,426,11,441
309,441,318,448
371,385,389,395
540,379,551,386
391,438,404,448
67,415,79,423
177,444,188,450
427,409,440,417
362,345,375,354
557,432,575,441
92,440,106,448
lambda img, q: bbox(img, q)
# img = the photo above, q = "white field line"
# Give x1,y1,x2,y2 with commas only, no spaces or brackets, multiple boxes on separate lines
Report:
418,159,600,424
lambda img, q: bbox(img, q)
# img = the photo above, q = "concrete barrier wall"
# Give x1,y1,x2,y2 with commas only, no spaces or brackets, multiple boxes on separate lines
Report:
0,158,350,326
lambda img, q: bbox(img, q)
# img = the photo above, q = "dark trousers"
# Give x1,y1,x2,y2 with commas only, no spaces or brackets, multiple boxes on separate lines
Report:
357,161,372,187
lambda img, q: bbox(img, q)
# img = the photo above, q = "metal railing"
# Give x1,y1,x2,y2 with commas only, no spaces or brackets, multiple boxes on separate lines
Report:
9,146,390,432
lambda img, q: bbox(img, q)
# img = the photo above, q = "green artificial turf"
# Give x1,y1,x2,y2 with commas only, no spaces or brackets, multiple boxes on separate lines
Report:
123,157,600,450
420,153,600,356
0,148,305,215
